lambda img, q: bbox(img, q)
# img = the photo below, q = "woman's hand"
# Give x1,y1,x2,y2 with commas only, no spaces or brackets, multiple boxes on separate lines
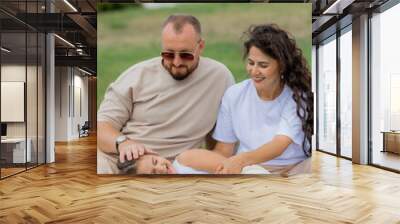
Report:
215,154,246,174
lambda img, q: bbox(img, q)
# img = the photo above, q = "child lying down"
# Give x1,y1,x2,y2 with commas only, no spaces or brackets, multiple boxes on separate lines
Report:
123,149,270,174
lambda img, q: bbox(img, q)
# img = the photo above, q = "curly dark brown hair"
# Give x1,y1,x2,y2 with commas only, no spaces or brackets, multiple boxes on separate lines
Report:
243,24,313,157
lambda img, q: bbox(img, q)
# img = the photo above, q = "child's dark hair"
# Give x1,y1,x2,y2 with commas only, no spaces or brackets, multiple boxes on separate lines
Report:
117,159,138,174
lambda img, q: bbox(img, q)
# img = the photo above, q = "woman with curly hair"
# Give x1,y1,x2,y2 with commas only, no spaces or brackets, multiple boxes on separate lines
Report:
119,24,313,176
210,24,313,175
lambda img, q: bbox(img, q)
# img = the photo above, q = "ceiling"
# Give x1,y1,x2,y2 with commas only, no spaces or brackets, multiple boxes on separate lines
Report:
0,0,97,75
312,0,390,43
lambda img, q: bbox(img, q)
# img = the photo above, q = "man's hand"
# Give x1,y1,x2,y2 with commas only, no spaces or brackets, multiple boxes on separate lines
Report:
118,140,157,163
215,154,246,174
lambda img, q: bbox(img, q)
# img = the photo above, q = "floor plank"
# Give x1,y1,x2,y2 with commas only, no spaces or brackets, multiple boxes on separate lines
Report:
0,135,399,223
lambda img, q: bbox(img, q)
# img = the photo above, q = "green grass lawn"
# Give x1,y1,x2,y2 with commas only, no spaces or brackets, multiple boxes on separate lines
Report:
98,3,311,107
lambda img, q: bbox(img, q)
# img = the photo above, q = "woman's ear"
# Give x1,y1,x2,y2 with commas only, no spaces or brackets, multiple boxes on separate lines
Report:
279,63,286,78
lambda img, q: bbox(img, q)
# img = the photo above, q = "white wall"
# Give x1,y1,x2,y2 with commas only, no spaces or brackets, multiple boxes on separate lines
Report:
55,67,69,141
1,82,25,122
70,71,89,139
54,67,89,141
1,65,35,138
1,65,26,131
1,63,46,164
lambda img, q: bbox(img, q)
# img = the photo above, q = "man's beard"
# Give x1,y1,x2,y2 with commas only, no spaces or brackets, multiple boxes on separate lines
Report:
163,61,199,81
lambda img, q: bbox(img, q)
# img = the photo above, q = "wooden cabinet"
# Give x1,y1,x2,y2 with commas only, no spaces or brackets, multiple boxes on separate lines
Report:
382,131,400,154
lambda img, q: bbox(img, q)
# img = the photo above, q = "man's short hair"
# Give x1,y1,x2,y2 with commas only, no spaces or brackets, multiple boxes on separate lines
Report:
162,14,202,36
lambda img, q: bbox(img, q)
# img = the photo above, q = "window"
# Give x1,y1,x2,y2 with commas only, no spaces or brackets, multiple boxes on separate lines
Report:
370,2,400,171
317,35,337,154
339,27,352,158
0,1,46,179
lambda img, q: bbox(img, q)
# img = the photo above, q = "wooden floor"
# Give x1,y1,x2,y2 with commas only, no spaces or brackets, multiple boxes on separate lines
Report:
0,167,26,178
1,163,45,178
1,135,400,223
372,150,400,171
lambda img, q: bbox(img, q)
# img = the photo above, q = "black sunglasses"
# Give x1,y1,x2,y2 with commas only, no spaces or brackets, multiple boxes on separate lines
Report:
161,41,201,61
160,51,195,61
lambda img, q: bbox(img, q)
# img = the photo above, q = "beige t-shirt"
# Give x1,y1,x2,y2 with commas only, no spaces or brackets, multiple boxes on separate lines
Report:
98,57,235,158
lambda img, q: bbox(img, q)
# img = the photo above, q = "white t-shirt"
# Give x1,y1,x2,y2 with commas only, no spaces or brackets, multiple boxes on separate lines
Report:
212,79,307,166
172,159,270,174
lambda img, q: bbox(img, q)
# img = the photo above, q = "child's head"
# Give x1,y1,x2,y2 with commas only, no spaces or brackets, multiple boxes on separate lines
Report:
135,154,176,174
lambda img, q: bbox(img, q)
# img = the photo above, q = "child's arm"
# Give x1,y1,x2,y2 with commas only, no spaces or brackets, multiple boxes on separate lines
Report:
176,149,227,173
213,142,236,157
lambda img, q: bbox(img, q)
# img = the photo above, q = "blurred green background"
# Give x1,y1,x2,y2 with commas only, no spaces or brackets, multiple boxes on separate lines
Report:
98,3,311,107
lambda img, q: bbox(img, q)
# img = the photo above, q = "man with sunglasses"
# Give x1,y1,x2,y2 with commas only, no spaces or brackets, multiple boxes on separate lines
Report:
97,14,234,174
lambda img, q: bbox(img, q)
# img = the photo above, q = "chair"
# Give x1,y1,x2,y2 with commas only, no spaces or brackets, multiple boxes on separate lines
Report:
79,121,90,138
